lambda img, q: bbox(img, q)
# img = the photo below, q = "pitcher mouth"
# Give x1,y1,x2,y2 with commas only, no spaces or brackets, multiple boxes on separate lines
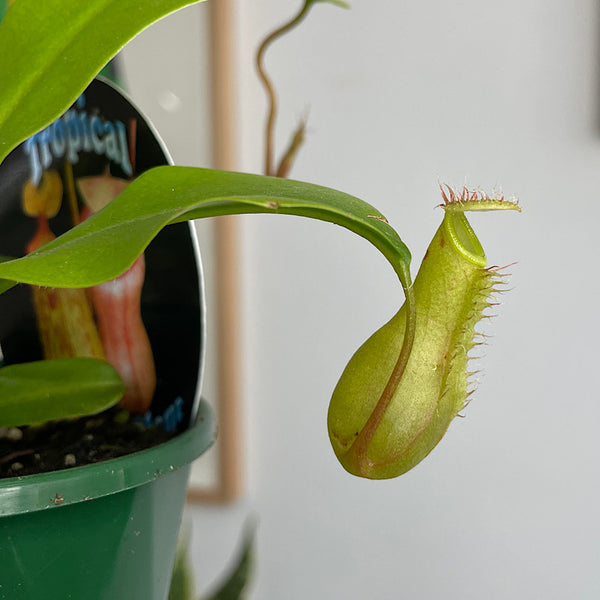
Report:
438,184,520,267
443,212,486,267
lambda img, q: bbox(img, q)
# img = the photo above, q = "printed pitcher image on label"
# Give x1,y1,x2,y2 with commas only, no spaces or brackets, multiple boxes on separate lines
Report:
0,78,204,432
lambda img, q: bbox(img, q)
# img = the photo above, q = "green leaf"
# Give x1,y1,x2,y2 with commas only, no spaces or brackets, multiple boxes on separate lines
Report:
310,0,350,8
0,358,124,427
0,255,15,294
0,167,413,293
0,0,205,163
168,534,195,600
202,522,256,600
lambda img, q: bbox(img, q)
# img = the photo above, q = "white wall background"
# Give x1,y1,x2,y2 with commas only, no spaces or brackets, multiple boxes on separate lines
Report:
125,1,600,598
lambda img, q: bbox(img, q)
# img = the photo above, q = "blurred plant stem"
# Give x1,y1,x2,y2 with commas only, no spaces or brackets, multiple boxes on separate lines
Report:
255,0,349,177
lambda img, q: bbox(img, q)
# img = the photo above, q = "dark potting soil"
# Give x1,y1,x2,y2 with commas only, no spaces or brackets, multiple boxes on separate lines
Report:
0,407,176,479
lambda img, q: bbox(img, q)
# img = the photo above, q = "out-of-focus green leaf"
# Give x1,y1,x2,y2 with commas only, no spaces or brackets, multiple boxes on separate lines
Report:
0,358,124,427
202,523,256,600
168,533,195,600
310,0,350,8
0,0,205,163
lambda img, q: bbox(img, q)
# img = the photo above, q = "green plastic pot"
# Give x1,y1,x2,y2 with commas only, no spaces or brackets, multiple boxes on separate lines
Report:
0,399,215,600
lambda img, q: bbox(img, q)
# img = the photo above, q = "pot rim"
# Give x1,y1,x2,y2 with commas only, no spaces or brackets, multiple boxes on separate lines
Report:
0,398,215,517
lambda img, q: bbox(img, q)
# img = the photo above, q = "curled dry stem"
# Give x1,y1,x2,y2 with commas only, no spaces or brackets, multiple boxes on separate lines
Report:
275,114,308,178
255,1,314,176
